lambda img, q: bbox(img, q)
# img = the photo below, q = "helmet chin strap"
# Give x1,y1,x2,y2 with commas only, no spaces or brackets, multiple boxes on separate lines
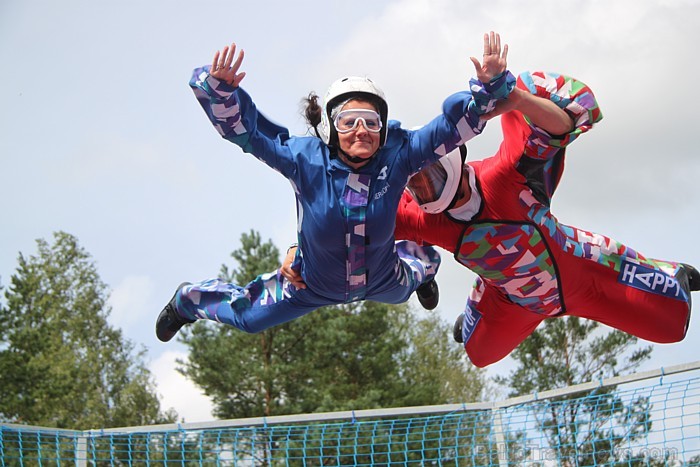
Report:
338,149,374,165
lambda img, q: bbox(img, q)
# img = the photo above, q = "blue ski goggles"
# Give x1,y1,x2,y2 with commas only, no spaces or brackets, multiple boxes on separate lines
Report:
333,109,383,134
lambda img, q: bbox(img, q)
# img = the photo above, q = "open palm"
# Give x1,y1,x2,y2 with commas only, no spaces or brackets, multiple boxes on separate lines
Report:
470,31,508,83
209,42,246,87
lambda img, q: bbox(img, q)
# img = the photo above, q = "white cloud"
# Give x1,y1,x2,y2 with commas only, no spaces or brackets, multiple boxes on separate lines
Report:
109,275,156,329
312,0,700,213
150,350,214,423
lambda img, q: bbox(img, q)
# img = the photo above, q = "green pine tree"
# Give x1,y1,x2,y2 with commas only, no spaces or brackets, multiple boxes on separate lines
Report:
179,230,487,419
0,231,176,431
177,230,488,464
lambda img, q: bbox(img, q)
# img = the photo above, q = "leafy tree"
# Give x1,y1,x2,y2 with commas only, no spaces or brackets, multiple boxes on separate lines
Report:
496,317,654,466
178,230,486,420
0,231,176,430
178,230,489,465
400,311,485,405
498,317,652,394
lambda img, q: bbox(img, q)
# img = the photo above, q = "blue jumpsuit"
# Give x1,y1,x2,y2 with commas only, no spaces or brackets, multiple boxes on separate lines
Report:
179,66,514,333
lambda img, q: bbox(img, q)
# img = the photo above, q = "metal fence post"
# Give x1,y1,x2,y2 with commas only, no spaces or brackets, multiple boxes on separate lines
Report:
76,433,87,467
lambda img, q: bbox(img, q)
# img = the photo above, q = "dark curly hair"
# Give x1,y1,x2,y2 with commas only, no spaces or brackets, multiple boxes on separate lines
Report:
302,92,323,138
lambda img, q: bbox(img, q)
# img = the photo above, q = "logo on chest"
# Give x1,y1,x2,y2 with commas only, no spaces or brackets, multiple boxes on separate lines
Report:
374,183,390,200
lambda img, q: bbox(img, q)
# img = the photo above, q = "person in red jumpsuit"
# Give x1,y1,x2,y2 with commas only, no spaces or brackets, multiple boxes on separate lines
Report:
395,70,698,367
283,71,698,368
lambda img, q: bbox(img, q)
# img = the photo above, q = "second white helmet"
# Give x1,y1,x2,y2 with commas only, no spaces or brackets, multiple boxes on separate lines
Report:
407,145,467,214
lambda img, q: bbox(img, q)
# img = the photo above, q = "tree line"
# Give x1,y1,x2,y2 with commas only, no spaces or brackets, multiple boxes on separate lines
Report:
2,230,674,465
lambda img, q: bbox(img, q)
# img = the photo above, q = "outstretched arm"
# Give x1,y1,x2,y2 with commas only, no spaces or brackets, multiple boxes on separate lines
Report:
408,31,515,172
483,87,574,135
189,44,300,178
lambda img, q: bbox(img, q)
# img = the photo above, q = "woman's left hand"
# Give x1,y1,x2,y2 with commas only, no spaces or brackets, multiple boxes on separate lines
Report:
470,31,508,83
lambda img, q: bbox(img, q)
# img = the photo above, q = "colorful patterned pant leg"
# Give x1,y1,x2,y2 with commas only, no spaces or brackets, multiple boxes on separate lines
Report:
175,274,338,333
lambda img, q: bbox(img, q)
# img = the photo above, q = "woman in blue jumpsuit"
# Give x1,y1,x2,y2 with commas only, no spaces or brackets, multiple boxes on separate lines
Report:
155,33,515,342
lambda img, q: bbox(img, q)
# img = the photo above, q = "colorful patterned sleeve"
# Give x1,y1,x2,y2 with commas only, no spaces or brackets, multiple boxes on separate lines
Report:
189,65,296,176
517,71,603,159
473,71,517,113
413,71,516,172
189,65,247,139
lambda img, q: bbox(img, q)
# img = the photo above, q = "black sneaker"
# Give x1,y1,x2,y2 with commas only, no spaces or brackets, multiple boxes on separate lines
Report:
677,264,700,306
453,313,465,343
680,263,700,291
156,282,195,342
416,278,439,310
677,264,698,337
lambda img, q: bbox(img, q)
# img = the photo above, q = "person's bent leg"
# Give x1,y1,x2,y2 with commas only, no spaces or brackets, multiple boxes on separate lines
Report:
456,279,545,367
562,254,692,343
366,241,441,307
399,241,441,309
157,270,335,340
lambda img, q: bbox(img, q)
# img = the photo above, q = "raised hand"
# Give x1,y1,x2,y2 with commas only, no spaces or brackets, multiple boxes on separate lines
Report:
470,31,508,83
210,42,246,87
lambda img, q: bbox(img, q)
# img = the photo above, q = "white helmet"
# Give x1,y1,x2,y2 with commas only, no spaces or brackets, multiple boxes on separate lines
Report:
407,145,467,214
319,76,389,147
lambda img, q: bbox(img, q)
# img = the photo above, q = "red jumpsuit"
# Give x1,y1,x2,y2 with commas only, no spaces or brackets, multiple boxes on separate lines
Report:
395,71,691,368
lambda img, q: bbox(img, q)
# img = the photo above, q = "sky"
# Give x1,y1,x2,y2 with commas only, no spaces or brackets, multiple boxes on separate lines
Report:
1,0,699,424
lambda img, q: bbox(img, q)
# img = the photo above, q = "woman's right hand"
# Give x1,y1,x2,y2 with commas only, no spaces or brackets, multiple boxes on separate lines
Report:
210,42,246,88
